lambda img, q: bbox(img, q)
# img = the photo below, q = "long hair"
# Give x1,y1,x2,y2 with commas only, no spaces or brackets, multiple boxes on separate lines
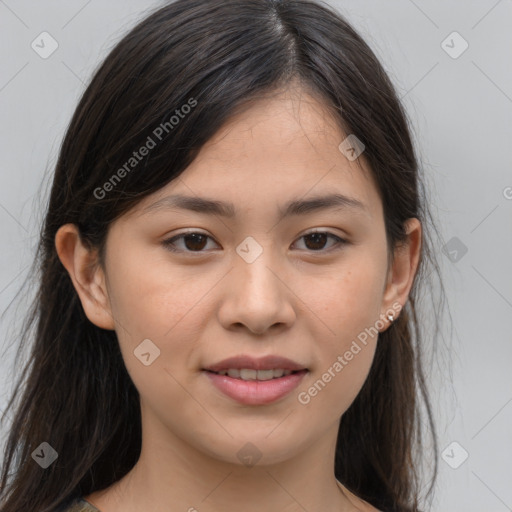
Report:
0,1,448,510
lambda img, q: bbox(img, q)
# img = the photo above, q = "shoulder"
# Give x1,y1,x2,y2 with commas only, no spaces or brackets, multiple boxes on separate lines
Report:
58,498,101,512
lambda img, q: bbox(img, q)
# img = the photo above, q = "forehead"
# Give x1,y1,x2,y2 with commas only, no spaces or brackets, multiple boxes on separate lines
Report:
135,88,382,222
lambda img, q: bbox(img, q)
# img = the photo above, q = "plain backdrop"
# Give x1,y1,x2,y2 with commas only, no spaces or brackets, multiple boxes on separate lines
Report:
0,1,511,510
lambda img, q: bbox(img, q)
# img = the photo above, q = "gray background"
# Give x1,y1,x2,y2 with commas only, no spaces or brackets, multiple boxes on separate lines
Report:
0,1,511,510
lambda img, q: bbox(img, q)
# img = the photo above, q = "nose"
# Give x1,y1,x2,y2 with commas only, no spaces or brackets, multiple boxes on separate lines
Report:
217,244,296,336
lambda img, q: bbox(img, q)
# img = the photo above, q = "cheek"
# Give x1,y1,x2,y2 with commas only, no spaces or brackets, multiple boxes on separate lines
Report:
311,254,386,347
102,250,214,394
296,346,375,428
106,245,212,339
296,299,379,424
103,250,211,411
294,254,385,413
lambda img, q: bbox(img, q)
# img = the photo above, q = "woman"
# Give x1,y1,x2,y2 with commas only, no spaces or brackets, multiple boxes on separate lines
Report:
0,0,446,511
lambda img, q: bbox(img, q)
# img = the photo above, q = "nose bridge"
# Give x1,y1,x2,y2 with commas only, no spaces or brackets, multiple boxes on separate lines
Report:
218,234,295,333
233,234,280,299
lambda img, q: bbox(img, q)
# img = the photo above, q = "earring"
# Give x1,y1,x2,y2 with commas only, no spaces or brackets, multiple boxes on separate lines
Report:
387,312,394,322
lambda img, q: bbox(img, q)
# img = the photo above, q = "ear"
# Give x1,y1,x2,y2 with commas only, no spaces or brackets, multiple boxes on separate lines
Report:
379,217,422,331
55,224,115,330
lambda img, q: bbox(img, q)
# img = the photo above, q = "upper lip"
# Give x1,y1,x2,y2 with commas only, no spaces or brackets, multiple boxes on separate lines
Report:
203,355,307,372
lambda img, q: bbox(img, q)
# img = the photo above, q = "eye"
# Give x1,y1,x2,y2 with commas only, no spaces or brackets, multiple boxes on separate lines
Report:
162,230,347,254
163,231,219,253
291,230,348,252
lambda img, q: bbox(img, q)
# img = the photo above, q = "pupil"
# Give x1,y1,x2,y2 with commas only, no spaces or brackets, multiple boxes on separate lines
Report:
185,233,207,251
305,233,327,250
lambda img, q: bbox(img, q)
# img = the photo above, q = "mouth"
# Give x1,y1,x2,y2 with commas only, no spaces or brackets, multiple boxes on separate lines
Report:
204,368,303,381
203,354,307,374
202,355,308,405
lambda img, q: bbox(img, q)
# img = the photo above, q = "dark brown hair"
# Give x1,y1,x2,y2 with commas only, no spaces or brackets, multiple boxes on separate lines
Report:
0,1,448,510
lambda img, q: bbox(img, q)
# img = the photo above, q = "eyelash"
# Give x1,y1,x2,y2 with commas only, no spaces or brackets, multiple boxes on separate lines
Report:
162,230,348,255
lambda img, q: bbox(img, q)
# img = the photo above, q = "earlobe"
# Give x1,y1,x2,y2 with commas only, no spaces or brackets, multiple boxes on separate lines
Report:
55,224,116,330
380,218,422,330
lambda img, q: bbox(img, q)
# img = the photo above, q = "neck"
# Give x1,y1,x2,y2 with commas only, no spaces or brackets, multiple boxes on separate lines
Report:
86,411,360,512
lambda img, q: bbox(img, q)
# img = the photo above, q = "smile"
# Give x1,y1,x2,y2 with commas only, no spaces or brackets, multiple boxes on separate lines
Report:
208,368,297,380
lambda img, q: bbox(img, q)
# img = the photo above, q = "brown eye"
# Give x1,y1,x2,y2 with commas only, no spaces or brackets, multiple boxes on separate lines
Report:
163,232,218,253
292,231,347,252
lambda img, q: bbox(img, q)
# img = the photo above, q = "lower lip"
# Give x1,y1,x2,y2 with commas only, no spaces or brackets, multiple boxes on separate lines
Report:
203,370,308,405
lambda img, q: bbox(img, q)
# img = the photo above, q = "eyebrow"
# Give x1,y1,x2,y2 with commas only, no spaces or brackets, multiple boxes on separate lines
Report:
141,192,368,218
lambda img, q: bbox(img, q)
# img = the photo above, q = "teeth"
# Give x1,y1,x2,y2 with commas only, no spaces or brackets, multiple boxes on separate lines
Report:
215,369,294,380
239,369,257,380
257,369,276,380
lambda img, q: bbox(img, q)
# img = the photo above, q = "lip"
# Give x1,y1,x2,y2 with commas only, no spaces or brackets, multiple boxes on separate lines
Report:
203,355,307,373
204,369,308,405
202,354,308,405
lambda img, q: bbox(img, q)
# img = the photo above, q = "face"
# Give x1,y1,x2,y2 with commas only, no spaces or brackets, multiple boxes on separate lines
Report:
79,87,410,467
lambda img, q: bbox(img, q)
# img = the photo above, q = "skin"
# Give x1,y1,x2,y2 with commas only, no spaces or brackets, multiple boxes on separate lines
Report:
56,85,421,512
